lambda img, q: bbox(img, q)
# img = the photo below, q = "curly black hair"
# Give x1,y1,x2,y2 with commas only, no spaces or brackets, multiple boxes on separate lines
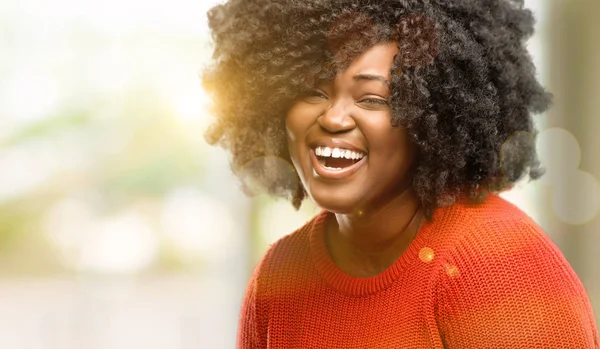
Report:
202,0,550,218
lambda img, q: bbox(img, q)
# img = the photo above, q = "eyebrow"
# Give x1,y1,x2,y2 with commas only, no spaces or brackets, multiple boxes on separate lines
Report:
353,73,391,86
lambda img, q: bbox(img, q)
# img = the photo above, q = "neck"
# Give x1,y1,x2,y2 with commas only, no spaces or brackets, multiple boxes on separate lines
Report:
333,187,421,251
325,187,423,277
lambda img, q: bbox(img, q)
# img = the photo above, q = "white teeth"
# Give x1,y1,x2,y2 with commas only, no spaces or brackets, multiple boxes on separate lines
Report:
315,146,365,160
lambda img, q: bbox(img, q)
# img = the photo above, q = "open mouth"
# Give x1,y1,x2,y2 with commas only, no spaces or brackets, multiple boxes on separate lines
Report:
314,146,367,171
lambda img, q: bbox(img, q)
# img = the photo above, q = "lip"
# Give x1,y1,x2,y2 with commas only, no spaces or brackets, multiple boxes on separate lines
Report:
308,138,368,155
310,148,367,180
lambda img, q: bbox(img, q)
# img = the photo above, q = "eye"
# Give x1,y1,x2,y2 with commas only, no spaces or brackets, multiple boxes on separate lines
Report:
302,89,329,103
358,97,390,109
361,98,388,105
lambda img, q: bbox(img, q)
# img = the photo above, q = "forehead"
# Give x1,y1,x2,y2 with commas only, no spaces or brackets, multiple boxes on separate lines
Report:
339,42,399,78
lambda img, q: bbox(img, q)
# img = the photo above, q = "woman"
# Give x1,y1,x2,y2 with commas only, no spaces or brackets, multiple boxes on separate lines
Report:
203,0,599,347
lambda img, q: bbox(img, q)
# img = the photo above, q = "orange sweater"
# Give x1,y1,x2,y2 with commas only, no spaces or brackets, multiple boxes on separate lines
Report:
238,195,599,348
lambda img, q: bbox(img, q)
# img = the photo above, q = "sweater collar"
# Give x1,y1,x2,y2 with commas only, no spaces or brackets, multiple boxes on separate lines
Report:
308,209,437,296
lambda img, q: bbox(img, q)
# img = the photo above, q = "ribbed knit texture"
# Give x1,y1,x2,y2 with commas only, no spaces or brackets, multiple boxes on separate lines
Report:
238,195,599,348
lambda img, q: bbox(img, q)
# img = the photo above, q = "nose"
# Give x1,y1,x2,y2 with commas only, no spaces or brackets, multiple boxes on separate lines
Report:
317,102,356,133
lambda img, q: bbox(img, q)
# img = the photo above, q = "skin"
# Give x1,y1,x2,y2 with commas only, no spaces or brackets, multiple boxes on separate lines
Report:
286,42,424,277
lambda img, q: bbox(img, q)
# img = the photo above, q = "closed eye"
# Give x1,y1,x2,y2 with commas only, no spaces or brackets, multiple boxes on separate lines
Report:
301,89,329,104
357,97,390,110
360,98,388,105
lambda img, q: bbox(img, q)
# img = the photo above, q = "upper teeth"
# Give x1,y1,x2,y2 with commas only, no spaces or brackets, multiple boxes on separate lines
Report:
315,146,365,160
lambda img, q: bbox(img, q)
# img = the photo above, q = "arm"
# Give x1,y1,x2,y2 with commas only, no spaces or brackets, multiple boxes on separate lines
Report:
238,242,278,349
435,218,599,348
238,272,260,349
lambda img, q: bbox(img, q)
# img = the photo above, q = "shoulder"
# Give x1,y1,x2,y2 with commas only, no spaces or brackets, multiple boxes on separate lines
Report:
251,211,323,286
426,194,589,304
431,195,588,303
432,196,598,346
430,194,551,250
462,195,559,258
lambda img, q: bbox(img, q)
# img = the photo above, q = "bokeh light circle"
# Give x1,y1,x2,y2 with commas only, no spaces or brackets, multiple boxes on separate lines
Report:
552,170,600,225
537,128,581,184
237,156,299,198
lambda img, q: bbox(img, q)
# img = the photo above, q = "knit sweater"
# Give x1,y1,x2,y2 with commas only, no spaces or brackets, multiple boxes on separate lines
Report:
238,195,599,348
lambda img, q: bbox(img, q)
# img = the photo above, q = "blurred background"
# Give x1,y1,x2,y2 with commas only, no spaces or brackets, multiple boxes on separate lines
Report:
0,0,598,347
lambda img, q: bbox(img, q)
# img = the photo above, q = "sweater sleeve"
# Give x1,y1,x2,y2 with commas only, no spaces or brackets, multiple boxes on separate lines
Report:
435,218,599,348
238,242,277,349
237,270,260,349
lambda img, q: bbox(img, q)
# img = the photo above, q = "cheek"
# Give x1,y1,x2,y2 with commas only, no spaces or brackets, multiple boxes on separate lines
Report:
367,122,415,164
285,106,310,163
362,116,404,148
285,104,309,141
285,103,323,148
285,111,301,151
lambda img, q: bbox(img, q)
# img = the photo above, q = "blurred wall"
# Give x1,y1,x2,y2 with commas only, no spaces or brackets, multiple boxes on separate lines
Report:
543,0,600,323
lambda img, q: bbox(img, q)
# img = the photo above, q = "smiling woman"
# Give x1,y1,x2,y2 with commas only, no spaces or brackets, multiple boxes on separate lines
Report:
286,43,416,216
202,0,599,348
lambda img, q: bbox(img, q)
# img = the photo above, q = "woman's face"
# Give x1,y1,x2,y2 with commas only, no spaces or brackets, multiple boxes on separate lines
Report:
286,42,416,214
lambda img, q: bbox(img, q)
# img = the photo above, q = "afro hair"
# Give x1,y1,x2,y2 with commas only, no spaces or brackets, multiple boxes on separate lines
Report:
202,0,551,218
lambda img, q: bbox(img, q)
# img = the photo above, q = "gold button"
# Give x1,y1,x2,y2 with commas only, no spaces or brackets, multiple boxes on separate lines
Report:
445,264,460,277
419,247,435,263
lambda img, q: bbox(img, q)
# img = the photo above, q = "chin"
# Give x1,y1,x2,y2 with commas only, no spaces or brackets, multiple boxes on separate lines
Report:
307,188,363,215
